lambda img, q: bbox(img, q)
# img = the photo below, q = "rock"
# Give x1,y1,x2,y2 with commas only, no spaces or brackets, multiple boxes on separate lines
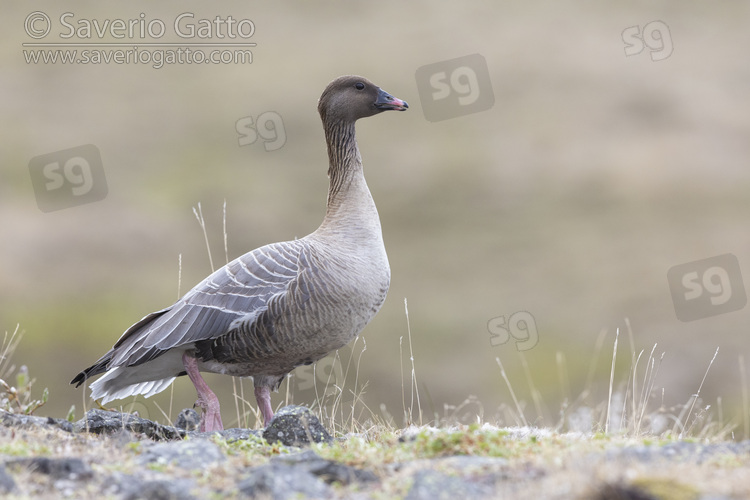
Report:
137,439,226,470
174,408,201,431
604,440,750,465
272,449,377,485
6,457,93,481
390,456,507,475
0,410,73,433
389,455,542,492
592,483,657,500
189,427,261,442
214,427,261,441
238,463,331,500
0,465,16,493
74,409,185,441
119,478,197,500
52,478,81,498
404,469,495,500
262,406,332,446
426,455,511,473
591,482,661,500
103,428,139,447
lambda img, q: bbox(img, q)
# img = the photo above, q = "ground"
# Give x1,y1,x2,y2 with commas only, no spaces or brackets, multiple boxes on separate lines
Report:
2,408,750,500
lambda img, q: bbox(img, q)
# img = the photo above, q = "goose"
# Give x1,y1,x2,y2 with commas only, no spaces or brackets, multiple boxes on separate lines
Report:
71,75,408,432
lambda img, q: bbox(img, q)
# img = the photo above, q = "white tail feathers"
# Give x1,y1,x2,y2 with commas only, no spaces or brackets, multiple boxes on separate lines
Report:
87,348,187,404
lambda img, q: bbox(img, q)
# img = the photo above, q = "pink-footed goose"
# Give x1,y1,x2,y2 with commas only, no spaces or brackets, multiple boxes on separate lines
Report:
71,76,408,432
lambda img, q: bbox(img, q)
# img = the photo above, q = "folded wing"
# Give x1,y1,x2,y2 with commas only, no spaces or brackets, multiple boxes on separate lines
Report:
71,240,304,387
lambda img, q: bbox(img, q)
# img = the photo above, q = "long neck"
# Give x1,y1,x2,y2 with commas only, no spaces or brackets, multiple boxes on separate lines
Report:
324,120,360,203
315,119,382,238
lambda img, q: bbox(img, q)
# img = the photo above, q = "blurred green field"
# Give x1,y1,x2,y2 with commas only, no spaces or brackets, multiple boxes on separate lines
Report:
2,1,750,432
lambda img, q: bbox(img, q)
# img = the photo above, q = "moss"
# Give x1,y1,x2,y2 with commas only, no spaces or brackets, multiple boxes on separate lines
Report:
0,440,51,457
630,478,700,500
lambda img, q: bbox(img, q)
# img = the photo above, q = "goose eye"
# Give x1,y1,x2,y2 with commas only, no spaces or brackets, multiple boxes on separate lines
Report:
354,82,365,90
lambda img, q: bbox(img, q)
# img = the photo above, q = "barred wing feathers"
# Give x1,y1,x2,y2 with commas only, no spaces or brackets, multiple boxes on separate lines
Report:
71,240,305,397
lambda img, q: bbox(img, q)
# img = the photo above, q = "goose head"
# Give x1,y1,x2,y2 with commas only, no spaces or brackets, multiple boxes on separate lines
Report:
318,75,408,124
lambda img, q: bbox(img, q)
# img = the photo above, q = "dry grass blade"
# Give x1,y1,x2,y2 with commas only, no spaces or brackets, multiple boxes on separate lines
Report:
520,351,544,423
0,324,23,380
349,339,367,431
677,347,719,438
496,357,528,427
223,199,229,265
636,346,663,435
400,335,406,425
404,298,422,426
176,253,183,299
740,354,749,440
192,202,214,273
556,351,570,405
605,328,619,434
627,349,644,432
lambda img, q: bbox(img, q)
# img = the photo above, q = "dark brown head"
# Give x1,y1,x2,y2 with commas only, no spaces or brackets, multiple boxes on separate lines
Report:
318,75,408,124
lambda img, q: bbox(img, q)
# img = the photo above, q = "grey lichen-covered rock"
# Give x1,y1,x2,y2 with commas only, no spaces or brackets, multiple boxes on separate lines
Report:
238,463,332,500
6,457,93,481
591,483,659,500
189,427,262,442
404,469,495,500
390,455,513,477
102,428,139,447
602,440,750,465
71,408,266,443
74,409,185,441
428,455,511,473
137,439,226,470
206,427,261,442
0,465,16,493
173,407,261,441
119,478,197,500
272,449,377,485
0,409,73,433
262,406,332,446
174,408,201,431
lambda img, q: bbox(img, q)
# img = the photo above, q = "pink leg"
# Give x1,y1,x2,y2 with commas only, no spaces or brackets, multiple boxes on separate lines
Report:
182,353,224,432
254,386,274,427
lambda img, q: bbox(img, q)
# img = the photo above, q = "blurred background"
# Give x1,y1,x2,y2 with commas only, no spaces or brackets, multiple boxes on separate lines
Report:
2,1,750,433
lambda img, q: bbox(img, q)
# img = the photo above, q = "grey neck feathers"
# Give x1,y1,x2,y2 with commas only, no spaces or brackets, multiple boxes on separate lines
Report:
322,120,368,219
314,118,382,243
324,120,360,198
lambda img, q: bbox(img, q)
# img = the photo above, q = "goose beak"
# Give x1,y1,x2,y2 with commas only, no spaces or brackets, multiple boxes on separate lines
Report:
375,88,409,111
